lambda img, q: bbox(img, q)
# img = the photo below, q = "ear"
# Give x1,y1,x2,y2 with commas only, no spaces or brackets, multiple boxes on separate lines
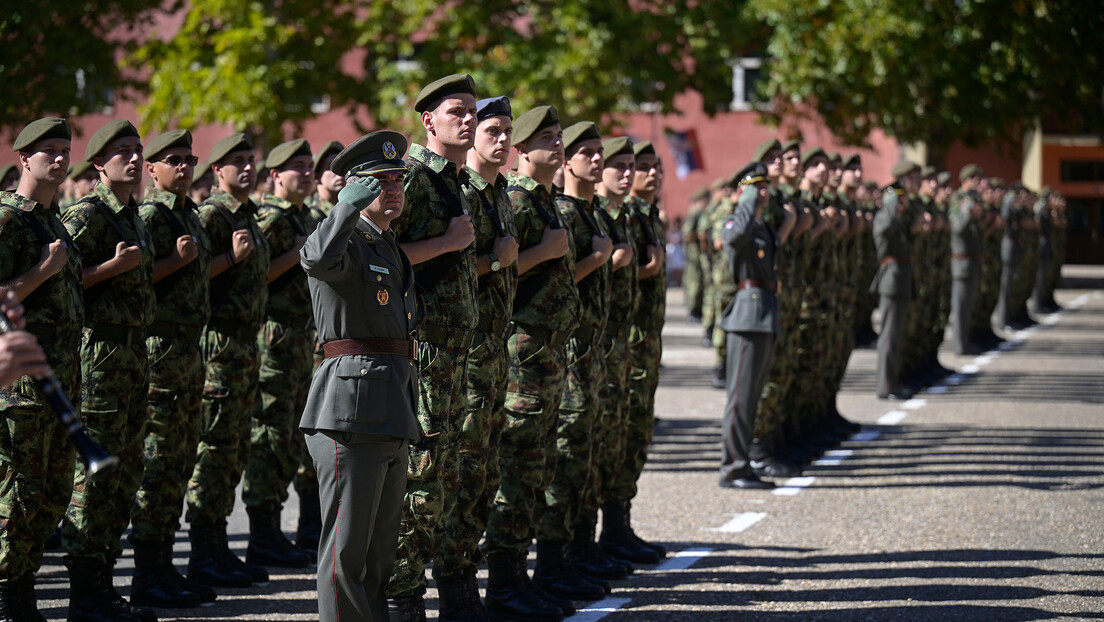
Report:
422,110,435,135
92,157,106,173
145,161,156,177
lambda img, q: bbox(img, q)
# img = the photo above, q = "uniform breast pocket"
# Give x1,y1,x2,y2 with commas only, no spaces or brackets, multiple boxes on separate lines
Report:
362,264,397,313
333,357,391,424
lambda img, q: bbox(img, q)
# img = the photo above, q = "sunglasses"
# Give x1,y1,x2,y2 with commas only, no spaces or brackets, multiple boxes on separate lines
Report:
160,154,199,167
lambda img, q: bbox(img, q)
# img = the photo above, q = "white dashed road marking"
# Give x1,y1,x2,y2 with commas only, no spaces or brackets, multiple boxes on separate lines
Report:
813,449,853,466
708,512,767,533
877,410,909,425
655,547,714,571
773,476,816,496
574,597,633,621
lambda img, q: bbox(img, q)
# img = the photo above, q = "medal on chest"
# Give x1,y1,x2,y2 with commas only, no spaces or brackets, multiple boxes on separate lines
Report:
758,249,766,259
377,288,390,305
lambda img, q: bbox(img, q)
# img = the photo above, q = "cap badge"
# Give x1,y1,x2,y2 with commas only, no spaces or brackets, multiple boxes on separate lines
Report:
383,141,397,160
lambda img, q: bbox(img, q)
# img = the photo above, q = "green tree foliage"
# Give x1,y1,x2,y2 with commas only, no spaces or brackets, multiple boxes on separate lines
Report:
0,1,154,139
751,0,1104,160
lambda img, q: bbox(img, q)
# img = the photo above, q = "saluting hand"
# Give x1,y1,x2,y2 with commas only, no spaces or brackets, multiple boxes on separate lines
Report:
338,175,382,210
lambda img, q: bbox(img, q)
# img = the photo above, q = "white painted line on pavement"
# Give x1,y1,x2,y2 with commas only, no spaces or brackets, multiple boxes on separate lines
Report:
1067,294,1090,309
654,547,714,571
573,597,633,621
961,364,980,374
708,512,767,533
944,373,965,385
902,398,927,410
773,476,816,496
813,449,853,466
878,410,909,425
850,429,883,442
974,354,995,366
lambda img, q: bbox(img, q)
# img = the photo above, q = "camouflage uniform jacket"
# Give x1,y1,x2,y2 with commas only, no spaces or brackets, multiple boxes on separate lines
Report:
556,193,611,333
506,172,579,335
461,167,517,333
392,143,479,331
62,181,155,329
198,188,270,328
627,195,665,321
256,193,315,324
139,187,211,329
596,195,639,326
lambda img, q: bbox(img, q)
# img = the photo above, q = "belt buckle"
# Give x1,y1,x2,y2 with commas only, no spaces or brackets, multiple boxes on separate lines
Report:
409,338,419,360
461,330,475,350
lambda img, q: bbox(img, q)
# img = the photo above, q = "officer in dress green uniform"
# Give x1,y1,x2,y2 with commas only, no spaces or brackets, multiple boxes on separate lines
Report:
300,130,420,622
61,119,158,622
872,184,914,400
0,118,84,621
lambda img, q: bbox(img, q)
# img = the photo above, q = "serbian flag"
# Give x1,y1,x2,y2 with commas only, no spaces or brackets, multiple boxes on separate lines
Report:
664,128,704,179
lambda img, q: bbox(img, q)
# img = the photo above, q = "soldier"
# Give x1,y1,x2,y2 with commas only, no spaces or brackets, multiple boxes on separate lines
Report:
872,183,914,400
604,140,666,565
130,129,214,608
240,139,316,569
0,164,19,192
433,95,521,620
310,140,345,220
0,118,83,620
189,162,214,205
61,119,157,622
62,160,99,210
717,163,780,490
1033,188,1059,314
299,130,420,622
682,193,707,322
535,121,615,600
186,132,271,589
949,166,986,355
387,74,480,620
484,104,577,622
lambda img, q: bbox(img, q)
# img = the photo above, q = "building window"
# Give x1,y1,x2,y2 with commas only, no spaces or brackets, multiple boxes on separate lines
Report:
1060,160,1104,182
731,57,764,111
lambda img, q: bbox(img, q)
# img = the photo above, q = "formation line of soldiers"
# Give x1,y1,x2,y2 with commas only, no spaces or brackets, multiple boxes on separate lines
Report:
0,71,673,622
683,141,1068,488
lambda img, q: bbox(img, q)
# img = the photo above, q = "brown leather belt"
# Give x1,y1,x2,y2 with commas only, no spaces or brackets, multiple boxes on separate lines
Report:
880,256,910,267
322,338,418,361
952,253,981,260
738,279,775,291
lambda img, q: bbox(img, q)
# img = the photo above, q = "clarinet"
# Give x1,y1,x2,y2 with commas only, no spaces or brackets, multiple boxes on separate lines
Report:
0,315,119,479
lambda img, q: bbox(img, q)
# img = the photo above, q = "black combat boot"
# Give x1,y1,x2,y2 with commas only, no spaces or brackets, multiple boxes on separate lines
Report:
387,591,426,622
567,518,632,580
621,501,667,558
162,538,216,603
186,520,252,588
0,581,15,622
64,558,147,622
599,501,661,565
214,519,269,582
295,492,322,561
532,541,607,601
435,571,491,622
483,553,564,622
130,537,201,608
246,504,311,568
10,572,46,622
711,363,726,389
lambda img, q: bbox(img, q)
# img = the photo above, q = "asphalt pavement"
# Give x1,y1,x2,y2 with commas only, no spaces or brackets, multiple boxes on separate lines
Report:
37,265,1104,621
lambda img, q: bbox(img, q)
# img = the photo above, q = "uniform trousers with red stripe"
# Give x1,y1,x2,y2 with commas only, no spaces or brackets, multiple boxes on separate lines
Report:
719,331,777,482
307,430,408,622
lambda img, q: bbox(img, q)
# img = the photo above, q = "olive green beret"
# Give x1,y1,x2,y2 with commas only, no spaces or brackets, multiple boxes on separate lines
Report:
331,130,408,177
890,160,920,179
752,138,781,163
192,161,212,183
691,188,709,202
826,151,842,164
512,105,560,146
414,73,478,113
780,139,801,154
144,129,192,163
209,133,254,165
633,141,655,157
959,163,984,181
734,162,768,186
85,119,140,161
602,136,633,161
843,154,862,169
988,177,1005,188
921,165,938,179
0,164,17,182
562,122,602,154
936,171,952,186
800,147,827,167
68,159,94,179
313,140,344,175
265,138,312,170
13,118,72,152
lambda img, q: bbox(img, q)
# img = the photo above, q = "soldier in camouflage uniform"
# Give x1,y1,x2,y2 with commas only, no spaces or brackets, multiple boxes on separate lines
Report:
308,140,344,221
601,140,667,565
1033,189,1062,313
62,160,99,211
129,130,214,608
0,118,84,620
949,168,986,355
682,193,707,322
61,120,157,622
186,133,271,590
532,121,615,602
707,179,739,389
698,180,726,348
189,162,214,206
1008,184,1040,328
483,104,578,622
241,139,316,569
434,96,521,620
386,74,481,620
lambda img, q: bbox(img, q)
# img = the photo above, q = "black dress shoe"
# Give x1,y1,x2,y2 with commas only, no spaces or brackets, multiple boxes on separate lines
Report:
718,475,775,490
877,391,913,401
751,458,803,478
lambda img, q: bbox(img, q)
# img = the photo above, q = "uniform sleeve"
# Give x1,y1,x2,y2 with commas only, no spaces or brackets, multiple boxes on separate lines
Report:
197,204,232,257
301,201,360,282
393,167,435,242
723,193,757,251
61,202,103,262
508,189,540,250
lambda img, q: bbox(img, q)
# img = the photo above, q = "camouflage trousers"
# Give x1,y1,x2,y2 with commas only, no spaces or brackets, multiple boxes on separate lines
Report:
63,337,149,564
242,319,314,509
0,350,78,581
608,322,661,503
388,340,469,596
130,334,204,543
684,251,704,318
537,334,605,542
484,328,567,558
186,325,260,523
578,323,631,525
435,332,508,580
